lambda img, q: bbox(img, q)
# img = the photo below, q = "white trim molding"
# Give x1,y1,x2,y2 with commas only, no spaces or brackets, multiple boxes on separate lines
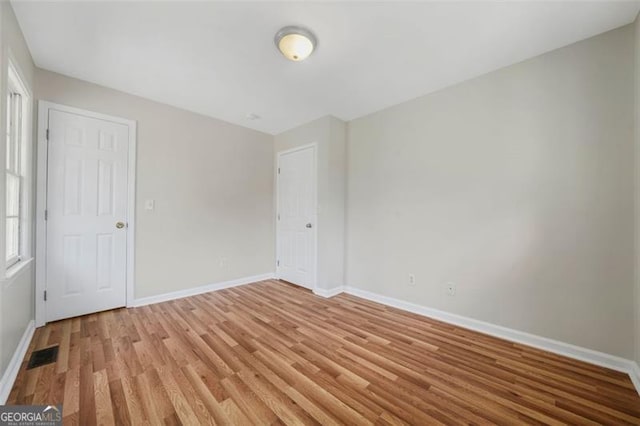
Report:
341,286,640,395
630,362,640,394
313,286,344,298
3,257,34,287
132,273,275,307
0,320,35,404
35,101,137,327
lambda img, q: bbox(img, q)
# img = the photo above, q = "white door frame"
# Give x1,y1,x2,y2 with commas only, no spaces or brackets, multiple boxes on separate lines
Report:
275,143,318,292
35,101,137,327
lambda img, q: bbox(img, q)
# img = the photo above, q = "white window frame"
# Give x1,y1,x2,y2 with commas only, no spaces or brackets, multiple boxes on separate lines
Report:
5,57,32,276
6,92,23,268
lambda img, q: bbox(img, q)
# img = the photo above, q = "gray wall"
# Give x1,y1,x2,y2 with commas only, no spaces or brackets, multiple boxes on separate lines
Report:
0,1,36,381
36,70,275,299
347,25,635,358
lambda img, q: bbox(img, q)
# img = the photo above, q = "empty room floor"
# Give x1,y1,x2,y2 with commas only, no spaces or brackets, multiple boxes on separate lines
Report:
7,280,640,425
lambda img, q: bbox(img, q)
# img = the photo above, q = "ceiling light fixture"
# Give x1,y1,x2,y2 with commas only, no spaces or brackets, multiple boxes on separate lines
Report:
274,26,317,61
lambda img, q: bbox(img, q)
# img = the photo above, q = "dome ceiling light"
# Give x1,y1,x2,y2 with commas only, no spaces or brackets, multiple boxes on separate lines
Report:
274,26,317,61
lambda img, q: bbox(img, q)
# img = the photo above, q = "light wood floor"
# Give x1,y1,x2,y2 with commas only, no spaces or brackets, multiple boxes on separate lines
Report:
8,280,640,425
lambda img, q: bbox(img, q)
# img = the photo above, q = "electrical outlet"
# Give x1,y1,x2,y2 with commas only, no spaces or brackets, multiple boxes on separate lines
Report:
446,283,456,296
408,274,416,286
219,257,228,268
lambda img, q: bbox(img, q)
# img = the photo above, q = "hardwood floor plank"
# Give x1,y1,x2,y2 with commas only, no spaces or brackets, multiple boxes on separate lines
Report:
7,279,640,425
107,378,132,426
182,364,231,425
136,370,169,425
120,373,148,425
62,366,80,417
79,364,97,426
221,374,278,425
93,369,115,425
156,365,207,425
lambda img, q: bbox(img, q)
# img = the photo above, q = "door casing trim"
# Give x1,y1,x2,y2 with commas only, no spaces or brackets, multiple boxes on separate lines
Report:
275,143,318,292
35,101,137,327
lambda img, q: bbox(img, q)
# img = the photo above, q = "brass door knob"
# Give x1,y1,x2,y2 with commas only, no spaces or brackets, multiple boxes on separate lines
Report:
116,222,126,229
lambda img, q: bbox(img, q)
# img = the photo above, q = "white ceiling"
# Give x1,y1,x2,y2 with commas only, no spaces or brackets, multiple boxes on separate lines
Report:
12,1,640,135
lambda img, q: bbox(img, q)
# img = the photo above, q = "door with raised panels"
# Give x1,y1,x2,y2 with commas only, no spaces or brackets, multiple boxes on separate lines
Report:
276,145,316,289
45,109,129,322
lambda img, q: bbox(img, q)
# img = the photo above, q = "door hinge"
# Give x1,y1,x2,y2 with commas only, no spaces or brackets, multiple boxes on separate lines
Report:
44,210,48,221
278,167,280,174
277,260,280,267
277,213,280,221
44,290,47,301
46,128,49,141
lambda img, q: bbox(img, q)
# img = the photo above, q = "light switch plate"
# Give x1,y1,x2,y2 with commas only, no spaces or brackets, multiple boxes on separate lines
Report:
145,199,155,211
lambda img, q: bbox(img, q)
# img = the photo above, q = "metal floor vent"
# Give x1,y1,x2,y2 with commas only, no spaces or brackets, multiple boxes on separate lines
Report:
27,346,59,369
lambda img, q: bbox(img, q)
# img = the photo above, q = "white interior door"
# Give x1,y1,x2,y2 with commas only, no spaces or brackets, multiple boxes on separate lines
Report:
276,145,316,289
45,109,129,322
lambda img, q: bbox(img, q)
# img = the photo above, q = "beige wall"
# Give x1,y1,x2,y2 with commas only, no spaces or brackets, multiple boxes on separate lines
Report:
36,70,275,299
1,269,33,376
635,14,640,364
347,25,635,358
274,116,347,291
326,118,347,289
0,1,36,383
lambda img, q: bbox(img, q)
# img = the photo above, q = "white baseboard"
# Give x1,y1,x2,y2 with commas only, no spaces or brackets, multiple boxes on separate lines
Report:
131,273,275,307
342,286,640,395
629,362,640,393
0,320,35,404
313,286,344,298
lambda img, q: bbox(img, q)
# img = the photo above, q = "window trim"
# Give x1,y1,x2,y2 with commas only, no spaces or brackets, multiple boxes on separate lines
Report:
6,92,23,267
5,55,33,276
